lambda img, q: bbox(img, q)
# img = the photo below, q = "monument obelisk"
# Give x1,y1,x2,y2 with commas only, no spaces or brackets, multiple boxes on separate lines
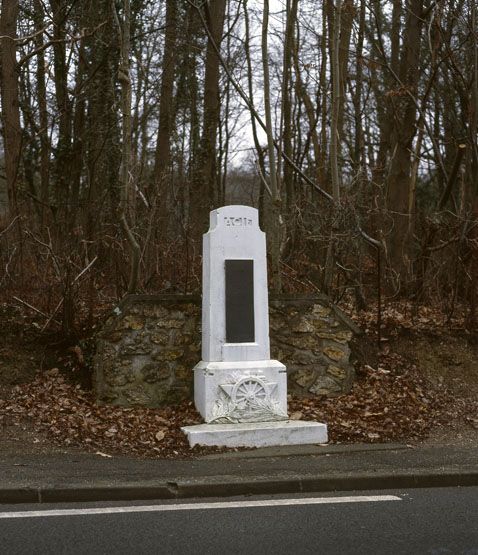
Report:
182,205,327,447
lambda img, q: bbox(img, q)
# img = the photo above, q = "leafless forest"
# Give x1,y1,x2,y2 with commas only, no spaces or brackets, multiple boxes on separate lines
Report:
1,0,477,337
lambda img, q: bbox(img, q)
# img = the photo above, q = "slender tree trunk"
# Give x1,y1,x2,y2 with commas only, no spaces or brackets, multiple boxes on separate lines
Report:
330,0,342,201
115,0,141,293
262,0,282,292
292,41,321,185
0,0,21,215
220,0,234,206
244,0,266,221
370,0,401,193
319,2,328,189
386,0,424,288
281,0,298,231
191,0,227,236
69,18,87,225
85,1,120,226
323,0,342,295
390,0,401,74
153,0,178,200
353,0,365,175
152,0,178,241
337,0,354,155
49,0,72,214
466,1,478,329
34,0,50,222
408,70,438,234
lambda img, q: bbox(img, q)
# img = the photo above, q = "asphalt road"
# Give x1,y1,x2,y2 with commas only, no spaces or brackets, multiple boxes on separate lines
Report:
0,487,477,554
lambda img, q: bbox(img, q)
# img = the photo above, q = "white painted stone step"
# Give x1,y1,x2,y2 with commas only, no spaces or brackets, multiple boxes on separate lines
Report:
181,420,328,448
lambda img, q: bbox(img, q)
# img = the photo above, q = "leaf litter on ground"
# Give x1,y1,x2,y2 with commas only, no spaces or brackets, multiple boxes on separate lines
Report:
0,299,477,458
1,347,476,458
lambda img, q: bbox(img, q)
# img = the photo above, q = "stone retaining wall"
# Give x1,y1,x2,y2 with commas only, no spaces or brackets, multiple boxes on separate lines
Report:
94,294,359,407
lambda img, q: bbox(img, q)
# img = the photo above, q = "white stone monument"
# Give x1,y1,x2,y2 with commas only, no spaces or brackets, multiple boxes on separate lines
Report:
182,205,327,447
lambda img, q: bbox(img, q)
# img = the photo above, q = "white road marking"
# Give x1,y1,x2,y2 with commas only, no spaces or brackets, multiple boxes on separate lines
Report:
0,495,401,519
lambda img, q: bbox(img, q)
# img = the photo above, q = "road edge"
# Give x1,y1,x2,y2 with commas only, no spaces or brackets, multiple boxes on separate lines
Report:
2,469,478,504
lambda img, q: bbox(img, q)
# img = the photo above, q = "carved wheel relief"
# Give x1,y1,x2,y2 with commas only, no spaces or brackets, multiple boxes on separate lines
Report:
210,371,287,424
231,376,268,404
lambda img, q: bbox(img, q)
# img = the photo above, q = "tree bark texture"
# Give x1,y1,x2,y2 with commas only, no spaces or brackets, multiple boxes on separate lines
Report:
262,0,282,293
191,0,227,237
49,0,72,211
116,0,141,293
154,0,178,185
0,0,22,214
153,0,178,237
330,0,342,202
386,0,424,288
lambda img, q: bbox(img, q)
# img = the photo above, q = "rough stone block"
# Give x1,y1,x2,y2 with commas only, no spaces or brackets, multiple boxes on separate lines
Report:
94,294,358,407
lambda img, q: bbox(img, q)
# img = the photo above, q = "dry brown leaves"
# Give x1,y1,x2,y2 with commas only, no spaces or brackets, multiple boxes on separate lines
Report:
352,300,469,338
290,349,477,444
1,347,476,457
0,368,221,459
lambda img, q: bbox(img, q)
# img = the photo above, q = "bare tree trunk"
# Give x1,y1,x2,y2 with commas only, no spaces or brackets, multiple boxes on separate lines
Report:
49,0,72,215
386,0,424,289
323,0,342,295
153,0,178,213
280,0,298,233
292,40,321,185
114,0,141,293
85,0,120,238
262,0,282,292
466,1,478,329
69,10,88,225
220,0,235,206
337,0,354,155
370,0,401,194
191,0,227,236
319,1,328,190
33,0,50,223
174,4,201,235
353,0,366,175
330,0,342,201
0,0,21,215
244,0,266,221
408,71,438,234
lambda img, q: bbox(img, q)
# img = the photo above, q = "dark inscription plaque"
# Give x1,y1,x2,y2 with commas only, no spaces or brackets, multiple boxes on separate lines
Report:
225,259,255,343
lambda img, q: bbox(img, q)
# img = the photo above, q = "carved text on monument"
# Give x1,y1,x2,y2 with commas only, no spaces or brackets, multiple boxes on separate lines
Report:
224,217,253,227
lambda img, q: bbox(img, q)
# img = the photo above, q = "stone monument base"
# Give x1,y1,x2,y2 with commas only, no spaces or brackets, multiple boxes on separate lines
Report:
181,420,328,448
194,360,287,423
